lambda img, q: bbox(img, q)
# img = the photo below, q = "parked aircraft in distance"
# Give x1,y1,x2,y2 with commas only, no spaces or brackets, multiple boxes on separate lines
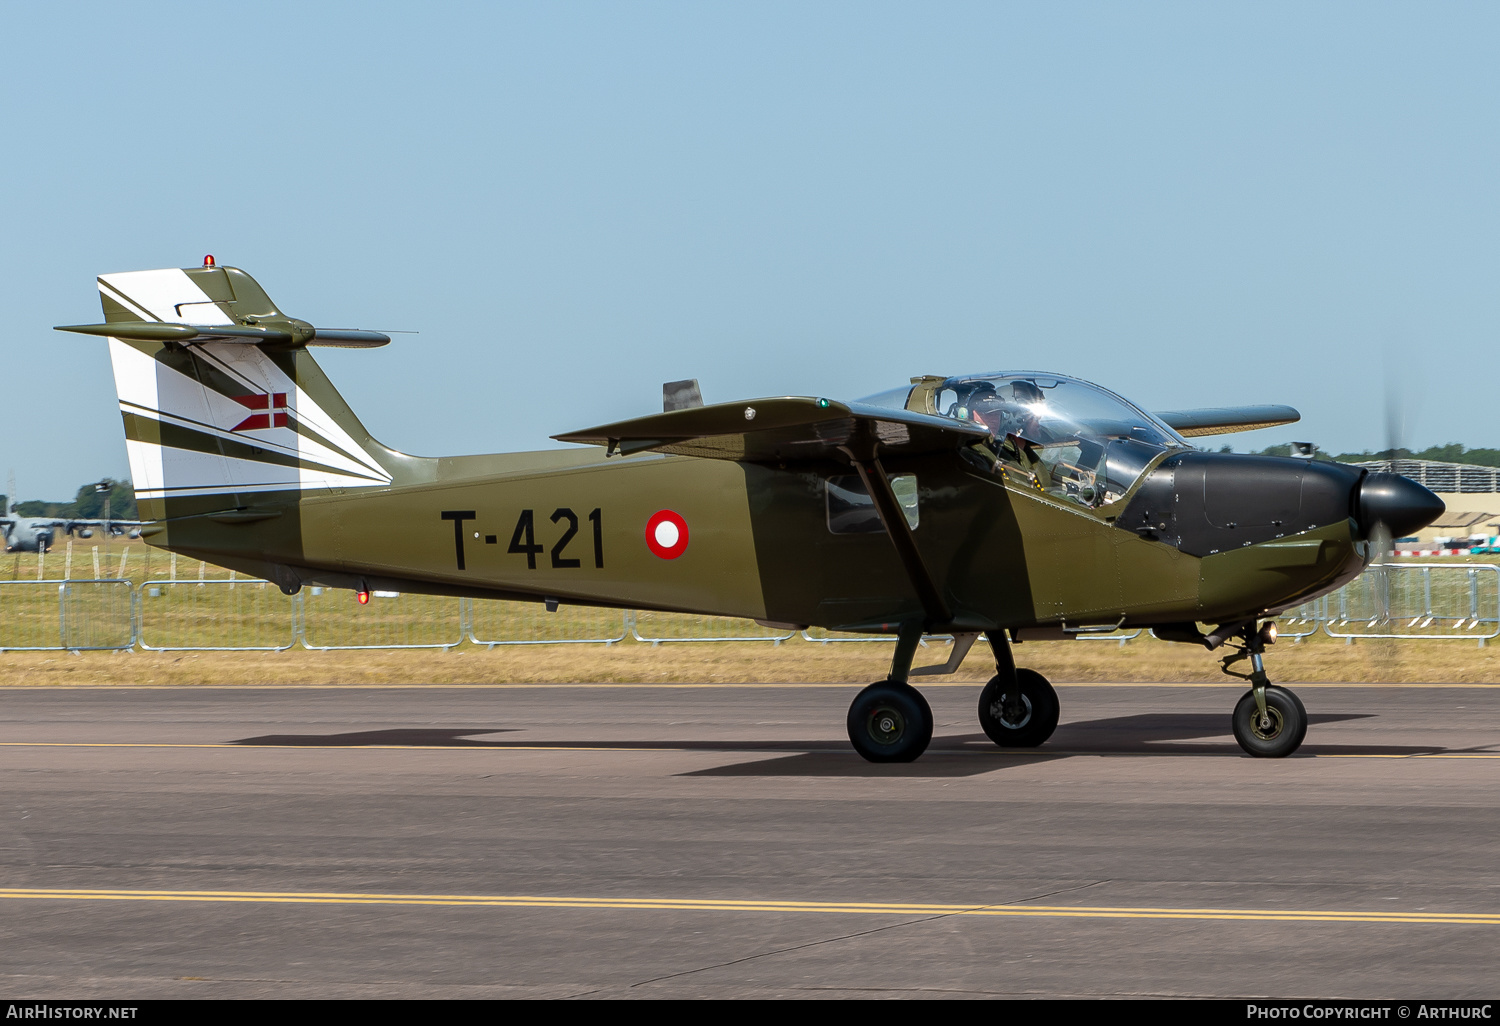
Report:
2,487,141,553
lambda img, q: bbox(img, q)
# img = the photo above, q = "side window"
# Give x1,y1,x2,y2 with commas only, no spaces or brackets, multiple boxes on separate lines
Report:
826,474,919,534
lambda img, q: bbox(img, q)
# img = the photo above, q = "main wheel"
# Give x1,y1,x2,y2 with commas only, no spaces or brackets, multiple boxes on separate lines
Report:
977,668,1060,748
847,680,934,763
1231,685,1307,758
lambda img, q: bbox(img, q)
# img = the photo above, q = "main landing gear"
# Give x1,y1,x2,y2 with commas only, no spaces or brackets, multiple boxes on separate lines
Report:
976,629,1058,749
978,667,1060,749
847,623,935,762
845,626,1060,763
1221,621,1307,758
847,679,934,763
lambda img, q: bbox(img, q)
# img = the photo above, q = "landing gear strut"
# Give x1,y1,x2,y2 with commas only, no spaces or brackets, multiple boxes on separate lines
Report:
976,630,1059,748
846,622,934,763
1222,621,1307,758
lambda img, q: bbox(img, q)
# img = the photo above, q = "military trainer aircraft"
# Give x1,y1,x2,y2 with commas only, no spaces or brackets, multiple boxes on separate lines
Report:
2,492,142,553
57,260,1444,761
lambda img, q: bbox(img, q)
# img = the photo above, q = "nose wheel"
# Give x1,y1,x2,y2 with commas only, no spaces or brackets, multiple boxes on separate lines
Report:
1231,685,1307,758
1221,621,1308,757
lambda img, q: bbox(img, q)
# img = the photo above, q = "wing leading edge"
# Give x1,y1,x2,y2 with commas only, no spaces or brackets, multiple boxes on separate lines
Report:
553,398,991,463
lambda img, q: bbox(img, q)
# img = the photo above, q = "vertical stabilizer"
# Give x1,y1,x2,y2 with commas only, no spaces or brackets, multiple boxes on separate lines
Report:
85,265,404,520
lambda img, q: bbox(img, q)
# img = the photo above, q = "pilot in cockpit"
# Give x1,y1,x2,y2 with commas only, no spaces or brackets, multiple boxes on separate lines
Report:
963,380,1054,487
923,372,1183,510
961,380,1044,440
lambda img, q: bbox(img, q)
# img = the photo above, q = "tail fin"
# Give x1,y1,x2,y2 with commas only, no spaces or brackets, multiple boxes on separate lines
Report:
65,263,403,521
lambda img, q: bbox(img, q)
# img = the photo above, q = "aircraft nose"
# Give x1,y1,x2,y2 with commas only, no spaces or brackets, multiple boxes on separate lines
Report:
1356,472,1445,540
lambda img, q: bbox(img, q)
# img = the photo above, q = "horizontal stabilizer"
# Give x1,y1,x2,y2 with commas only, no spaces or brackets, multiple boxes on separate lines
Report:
55,322,390,348
554,398,991,463
1154,405,1300,437
56,264,390,350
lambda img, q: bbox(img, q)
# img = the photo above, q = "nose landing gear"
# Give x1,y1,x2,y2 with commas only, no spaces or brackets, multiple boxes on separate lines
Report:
1232,685,1307,757
1222,621,1307,758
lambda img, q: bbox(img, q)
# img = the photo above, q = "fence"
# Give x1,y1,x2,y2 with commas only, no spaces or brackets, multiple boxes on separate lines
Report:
1320,563,1500,643
302,587,465,650
0,580,136,652
138,579,298,651
631,610,795,645
1,562,1496,652
467,599,629,647
1350,459,1500,494
802,627,952,644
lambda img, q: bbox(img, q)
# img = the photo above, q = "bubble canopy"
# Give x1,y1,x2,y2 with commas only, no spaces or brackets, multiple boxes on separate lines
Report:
859,372,1192,507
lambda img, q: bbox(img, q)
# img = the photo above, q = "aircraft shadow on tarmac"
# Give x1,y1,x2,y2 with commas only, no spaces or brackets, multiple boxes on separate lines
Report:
230,727,853,751
232,727,525,747
689,711,1482,777
229,711,1482,777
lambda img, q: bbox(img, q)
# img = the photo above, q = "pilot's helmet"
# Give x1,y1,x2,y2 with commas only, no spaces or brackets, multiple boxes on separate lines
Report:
991,380,1044,439
1008,380,1044,405
960,382,1001,425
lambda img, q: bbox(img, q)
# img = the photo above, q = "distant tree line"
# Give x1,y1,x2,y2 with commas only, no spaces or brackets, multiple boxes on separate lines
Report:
3,479,138,520
1246,443,1500,467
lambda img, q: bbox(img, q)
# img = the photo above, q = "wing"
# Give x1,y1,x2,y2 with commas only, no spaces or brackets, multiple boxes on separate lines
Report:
1153,405,1300,437
553,397,991,462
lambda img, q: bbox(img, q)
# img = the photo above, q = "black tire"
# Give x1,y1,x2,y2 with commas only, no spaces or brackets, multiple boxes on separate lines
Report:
847,680,934,763
1231,685,1307,758
977,668,1059,748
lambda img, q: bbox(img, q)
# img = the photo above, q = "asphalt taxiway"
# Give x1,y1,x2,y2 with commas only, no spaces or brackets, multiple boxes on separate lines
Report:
0,682,1496,998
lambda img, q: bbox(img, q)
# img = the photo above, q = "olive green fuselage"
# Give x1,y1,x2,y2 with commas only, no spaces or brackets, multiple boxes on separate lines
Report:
143,446,1363,634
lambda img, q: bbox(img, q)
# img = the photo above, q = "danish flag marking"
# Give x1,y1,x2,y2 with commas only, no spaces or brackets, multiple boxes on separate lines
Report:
231,392,289,431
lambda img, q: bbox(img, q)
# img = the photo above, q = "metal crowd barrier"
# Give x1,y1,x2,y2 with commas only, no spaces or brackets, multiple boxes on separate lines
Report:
1273,594,1327,641
0,580,135,652
632,610,795,645
3,562,1498,652
300,587,465,651
1076,628,1143,646
802,626,886,643
137,579,298,652
1322,563,1500,644
466,598,629,647
801,627,949,644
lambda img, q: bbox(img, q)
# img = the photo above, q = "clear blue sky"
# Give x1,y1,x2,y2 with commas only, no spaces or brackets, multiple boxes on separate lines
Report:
4,2,1498,500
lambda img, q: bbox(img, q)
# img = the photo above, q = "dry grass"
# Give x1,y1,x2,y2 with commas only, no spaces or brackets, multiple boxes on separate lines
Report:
2,541,1497,687
1,631,1495,688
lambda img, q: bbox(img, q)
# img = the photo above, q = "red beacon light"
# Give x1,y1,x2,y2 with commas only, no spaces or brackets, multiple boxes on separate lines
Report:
357,590,370,605
203,254,215,268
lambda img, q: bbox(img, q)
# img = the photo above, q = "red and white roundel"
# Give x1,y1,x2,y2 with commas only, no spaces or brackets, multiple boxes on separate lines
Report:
645,509,690,559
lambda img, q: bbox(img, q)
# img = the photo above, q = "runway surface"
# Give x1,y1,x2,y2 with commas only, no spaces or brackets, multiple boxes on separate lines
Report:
0,681,1496,998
